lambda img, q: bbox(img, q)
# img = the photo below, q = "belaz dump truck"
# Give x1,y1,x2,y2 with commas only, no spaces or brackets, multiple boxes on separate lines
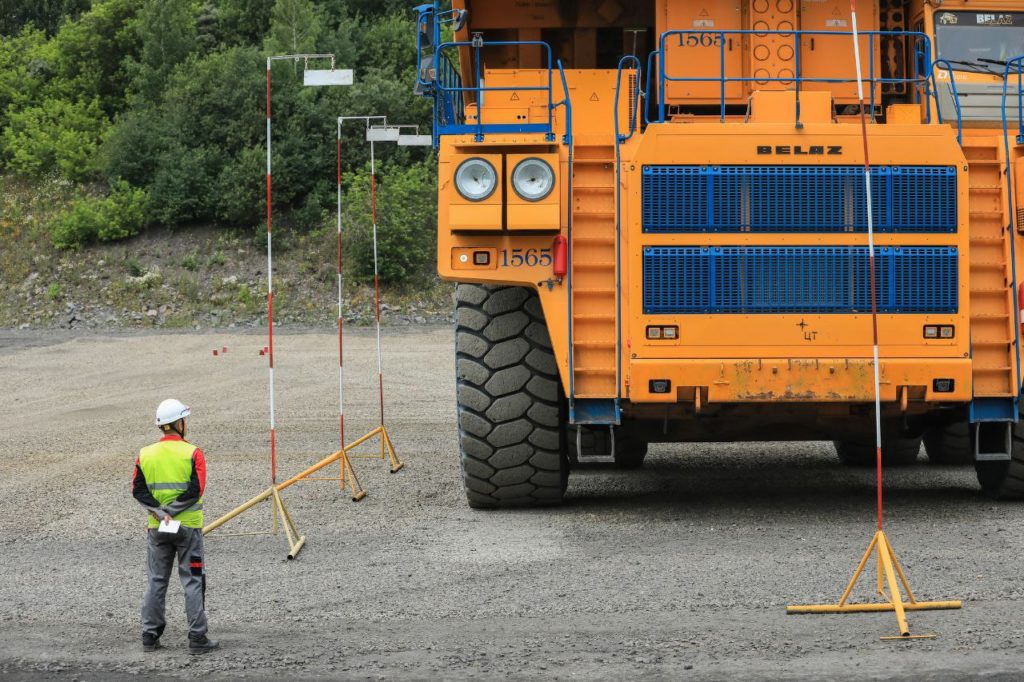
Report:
413,0,1024,507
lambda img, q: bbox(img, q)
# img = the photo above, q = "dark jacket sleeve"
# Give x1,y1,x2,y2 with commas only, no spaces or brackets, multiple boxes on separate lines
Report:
161,448,205,516
132,457,161,508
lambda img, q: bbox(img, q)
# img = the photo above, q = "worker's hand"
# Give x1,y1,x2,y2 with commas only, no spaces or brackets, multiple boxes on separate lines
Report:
162,513,173,523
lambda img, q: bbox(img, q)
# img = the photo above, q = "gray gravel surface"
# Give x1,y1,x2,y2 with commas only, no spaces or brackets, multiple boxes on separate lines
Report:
1,326,1023,680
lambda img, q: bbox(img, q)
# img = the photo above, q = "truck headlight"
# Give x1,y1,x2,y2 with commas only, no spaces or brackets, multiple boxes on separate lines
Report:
454,158,497,201
511,157,554,201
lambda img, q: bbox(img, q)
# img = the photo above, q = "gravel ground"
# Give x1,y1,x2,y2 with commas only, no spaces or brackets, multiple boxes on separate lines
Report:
1,326,1023,680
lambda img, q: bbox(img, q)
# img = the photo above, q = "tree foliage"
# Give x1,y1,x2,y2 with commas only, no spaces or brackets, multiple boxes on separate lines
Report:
1,0,437,283
0,0,90,36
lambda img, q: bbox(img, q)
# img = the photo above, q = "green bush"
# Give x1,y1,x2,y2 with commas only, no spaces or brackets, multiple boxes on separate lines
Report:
1,97,108,180
49,180,149,248
345,160,436,284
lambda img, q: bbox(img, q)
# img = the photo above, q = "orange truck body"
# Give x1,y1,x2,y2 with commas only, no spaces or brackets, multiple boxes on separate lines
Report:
419,0,1024,445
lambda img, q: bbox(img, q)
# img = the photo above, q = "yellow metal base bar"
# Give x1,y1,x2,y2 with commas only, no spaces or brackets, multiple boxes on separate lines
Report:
787,530,961,639
787,601,962,614
203,428,397,544
199,484,305,559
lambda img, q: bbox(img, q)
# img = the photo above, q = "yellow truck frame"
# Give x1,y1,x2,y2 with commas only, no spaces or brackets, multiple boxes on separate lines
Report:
413,0,1024,507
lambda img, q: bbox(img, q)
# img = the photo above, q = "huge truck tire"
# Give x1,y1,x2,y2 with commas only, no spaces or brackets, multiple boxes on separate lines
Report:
455,284,568,509
568,424,648,469
975,420,1024,500
833,436,922,467
923,421,973,466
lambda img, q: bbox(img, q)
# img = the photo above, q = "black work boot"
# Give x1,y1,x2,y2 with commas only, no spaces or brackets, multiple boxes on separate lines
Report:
142,634,161,652
188,635,220,655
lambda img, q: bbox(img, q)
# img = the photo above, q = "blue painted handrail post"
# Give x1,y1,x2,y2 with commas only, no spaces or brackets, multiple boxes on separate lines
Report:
552,60,575,416
931,60,963,145
612,55,642,419
1001,55,1024,405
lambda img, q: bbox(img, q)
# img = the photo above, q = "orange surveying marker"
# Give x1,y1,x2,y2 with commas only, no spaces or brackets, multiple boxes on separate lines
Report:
786,0,961,639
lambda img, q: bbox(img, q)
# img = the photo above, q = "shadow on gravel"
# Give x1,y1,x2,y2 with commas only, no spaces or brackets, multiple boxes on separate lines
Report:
564,444,983,514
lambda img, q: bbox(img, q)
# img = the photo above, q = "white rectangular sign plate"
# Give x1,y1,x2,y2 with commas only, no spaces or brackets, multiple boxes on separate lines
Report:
303,69,353,87
397,134,432,146
366,127,401,142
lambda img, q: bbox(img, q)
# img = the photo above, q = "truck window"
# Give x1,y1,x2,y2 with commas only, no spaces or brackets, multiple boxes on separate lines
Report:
934,11,1024,70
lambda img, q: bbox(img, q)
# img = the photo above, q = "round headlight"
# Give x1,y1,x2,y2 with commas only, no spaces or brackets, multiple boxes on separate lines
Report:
511,157,555,201
454,158,497,201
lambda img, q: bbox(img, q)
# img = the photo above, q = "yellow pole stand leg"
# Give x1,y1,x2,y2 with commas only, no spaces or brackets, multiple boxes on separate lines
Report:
271,487,306,560
382,425,403,473
338,448,367,501
348,424,404,473
787,530,961,639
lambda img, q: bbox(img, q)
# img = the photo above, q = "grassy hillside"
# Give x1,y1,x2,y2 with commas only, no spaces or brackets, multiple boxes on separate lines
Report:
0,175,452,330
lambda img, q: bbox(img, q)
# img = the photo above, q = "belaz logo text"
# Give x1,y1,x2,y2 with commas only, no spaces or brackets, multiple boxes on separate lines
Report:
757,145,842,155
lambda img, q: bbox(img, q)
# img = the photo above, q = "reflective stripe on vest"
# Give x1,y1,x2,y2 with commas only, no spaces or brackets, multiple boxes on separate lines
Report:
138,439,203,529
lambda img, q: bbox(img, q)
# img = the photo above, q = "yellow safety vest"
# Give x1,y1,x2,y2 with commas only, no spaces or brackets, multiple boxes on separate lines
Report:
138,439,203,529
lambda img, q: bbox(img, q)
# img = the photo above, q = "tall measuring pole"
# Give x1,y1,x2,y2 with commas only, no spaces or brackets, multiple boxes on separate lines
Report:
265,57,277,485
336,116,388,453
370,138,385,428
786,8,963,635
264,54,350,487
848,0,884,530
336,119,346,455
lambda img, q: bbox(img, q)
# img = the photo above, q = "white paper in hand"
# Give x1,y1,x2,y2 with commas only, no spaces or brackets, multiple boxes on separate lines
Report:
158,518,181,534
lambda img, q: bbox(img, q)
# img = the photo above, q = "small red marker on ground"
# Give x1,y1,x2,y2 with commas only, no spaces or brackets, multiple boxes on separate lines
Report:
259,349,265,356
212,349,219,356
222,346,228,354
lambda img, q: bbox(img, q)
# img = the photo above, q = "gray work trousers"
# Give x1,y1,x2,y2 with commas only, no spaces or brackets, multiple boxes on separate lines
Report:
141,525,208,639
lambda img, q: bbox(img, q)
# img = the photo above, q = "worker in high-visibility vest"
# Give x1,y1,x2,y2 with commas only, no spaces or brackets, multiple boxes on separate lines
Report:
132,399,219,655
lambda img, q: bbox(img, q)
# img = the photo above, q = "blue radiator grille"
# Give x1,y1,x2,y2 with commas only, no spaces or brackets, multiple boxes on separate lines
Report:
642,165,957,233
642,246,958,314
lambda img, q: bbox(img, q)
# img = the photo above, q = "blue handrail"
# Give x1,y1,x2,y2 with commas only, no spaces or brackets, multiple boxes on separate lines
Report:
614,55,642,142
654,30,933,124
555,59,577,420
1001,55,1024,403
552,59,572,145
930,60,963,145
1004,57,1024,144
610,55,641,419
436,39,556,141
643,50,658,126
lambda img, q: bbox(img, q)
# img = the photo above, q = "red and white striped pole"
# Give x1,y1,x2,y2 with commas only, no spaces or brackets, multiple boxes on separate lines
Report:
265,57,278,486
370,140,386,427
336,120,346,454
849,0,884,530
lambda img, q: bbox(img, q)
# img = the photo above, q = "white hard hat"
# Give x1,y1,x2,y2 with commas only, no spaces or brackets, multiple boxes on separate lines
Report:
155,399,191,426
